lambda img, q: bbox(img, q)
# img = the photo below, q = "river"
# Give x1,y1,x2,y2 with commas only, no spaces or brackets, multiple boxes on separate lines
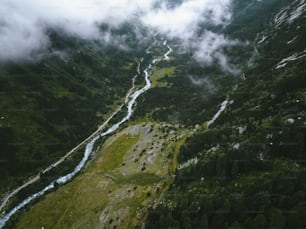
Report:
0,41,172,228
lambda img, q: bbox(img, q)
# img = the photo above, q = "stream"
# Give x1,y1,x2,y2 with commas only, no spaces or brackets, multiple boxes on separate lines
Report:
207,99,229,127
0,41,172,228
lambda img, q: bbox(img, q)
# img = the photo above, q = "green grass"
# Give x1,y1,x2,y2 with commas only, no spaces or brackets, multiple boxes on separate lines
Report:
98,134,139,171
0,32,142,197
115,172,163,185
14,123,187,229
151,66,176,88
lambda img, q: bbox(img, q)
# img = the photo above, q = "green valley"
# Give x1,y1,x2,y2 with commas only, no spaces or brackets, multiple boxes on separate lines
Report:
1,0,306,228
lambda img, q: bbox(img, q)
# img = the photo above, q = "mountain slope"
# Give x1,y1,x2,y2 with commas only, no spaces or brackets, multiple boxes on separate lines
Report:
1,0,305,228
0,27,150,196
145,1,306,228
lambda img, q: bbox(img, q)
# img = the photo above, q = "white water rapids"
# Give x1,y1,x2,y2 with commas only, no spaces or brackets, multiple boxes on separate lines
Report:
0,42,172,228
207,99,229,127
164,45,172,60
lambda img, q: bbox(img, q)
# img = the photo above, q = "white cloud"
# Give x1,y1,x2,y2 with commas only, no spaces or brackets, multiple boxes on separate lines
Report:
141,0,240,72
192,31,241,73
142,0,232,39
188,75,218,93
0,0,237,65
0,0,158,61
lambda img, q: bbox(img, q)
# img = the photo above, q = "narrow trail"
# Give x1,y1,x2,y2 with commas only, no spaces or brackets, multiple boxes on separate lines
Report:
0,62,140,216
0,40,172,229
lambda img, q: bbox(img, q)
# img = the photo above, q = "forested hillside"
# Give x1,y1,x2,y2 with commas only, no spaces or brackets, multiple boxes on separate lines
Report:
0,25,151,195
146,0,306,228
1,0,306,228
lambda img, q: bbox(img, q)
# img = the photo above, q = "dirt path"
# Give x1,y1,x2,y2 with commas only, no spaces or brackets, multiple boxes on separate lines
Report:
0,61,141,215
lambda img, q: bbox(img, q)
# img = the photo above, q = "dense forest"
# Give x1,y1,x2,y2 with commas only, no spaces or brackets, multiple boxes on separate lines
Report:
0,0,306,228
145,0,306,228
0,24,152,195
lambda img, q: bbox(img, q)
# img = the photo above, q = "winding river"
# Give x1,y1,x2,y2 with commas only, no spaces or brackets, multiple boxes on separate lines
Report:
0,41,172,228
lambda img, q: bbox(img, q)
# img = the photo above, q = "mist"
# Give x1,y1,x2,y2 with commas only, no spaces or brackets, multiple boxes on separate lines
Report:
0,0,236,66
188,75,218,93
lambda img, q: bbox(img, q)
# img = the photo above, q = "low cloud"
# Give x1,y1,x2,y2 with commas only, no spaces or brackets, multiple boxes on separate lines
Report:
0,0,238,67
141,0,240,73
142,0,232,40
188,75,218,93
192,31,241,74
0,0,155,61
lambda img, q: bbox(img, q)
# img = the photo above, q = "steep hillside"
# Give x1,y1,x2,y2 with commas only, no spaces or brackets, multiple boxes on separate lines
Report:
0,26,151,196
1,37,184,229
146,0,306,228
1,0,305,228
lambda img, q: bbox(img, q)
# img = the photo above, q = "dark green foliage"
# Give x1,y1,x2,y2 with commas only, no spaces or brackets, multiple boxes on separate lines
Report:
0,27,151,194
133,53,234,125
146,0,306,228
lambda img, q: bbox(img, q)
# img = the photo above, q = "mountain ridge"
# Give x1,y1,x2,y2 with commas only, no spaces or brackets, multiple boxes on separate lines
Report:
0,0,305,228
